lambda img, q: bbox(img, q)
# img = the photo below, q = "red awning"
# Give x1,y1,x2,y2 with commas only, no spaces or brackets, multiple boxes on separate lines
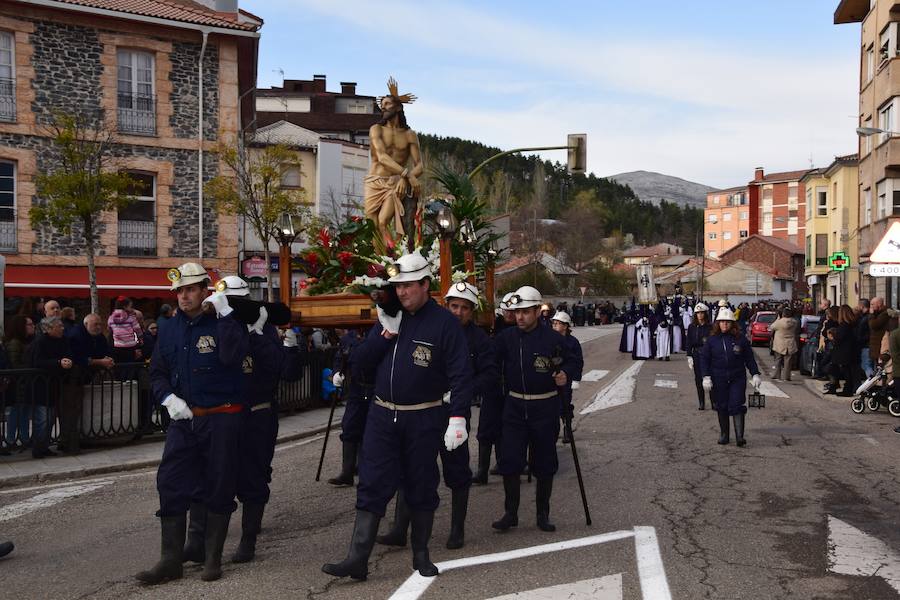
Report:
4,265,179,300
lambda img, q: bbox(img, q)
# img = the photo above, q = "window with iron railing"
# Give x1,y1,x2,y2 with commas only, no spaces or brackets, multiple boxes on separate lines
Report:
117,49,155,135
0,160,15,252
118,172,156,256
0,31,14,122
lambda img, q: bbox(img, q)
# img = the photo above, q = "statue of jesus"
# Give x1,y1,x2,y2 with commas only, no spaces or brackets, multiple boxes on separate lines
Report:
364,77,424,254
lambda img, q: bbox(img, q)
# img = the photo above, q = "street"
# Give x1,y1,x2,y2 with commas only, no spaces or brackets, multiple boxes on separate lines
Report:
2,325,900,599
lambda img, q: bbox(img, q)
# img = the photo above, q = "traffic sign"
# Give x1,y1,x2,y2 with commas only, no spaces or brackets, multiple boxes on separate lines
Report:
869,263,900,277
828,251,850,272
870,222,900,263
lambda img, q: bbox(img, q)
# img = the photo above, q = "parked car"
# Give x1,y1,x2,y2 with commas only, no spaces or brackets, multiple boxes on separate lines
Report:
748,311,778,345
799,319,823,376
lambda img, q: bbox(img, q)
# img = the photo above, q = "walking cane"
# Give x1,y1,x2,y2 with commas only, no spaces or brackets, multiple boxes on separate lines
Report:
564,412,592,526
315,353,348,482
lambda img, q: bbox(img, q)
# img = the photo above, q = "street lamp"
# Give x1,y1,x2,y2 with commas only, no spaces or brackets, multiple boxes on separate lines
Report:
484,239,499,322
275,211,301,305
434,204,457,300
458,218,477,284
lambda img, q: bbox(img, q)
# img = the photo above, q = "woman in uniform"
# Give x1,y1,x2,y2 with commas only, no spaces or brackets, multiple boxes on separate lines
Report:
684,302,712,410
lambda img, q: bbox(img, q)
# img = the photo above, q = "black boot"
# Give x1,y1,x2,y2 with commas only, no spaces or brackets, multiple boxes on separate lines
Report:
492,475,520,531
231,503,264,563
489,443,501,475
410,511,439,577
0,540,12,558
535,477,556,532
201,511,231,582
734,413,746,447
182,502,207,563
135,515,185,584
446,486,469,550
471,442,491,485
717,411,730,445
698,389,705,410
376,490,410,547
328,441,357,487
322,509,381,580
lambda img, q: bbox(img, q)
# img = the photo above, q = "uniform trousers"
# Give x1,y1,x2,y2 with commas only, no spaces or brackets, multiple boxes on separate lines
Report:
236,406,278,505
498,395,560,478
691,355,706,405
338,385,371,444
356,403,444,516
157,412,243,516
440,404,471,490
711,377,748,416
475,393,504,444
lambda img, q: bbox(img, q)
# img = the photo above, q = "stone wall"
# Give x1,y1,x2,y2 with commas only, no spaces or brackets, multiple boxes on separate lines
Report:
169,41,219,141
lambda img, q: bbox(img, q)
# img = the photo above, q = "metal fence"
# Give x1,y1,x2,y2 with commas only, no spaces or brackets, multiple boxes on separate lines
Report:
0,349,335,451
0,77,14,122
0,218,15,252
117,219,156,256
117,92,156,135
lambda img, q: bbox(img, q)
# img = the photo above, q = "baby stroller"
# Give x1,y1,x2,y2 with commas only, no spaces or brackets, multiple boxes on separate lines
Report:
851,366,900,416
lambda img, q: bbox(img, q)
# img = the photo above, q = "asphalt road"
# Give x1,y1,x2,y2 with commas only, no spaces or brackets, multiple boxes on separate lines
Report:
2,325,900,599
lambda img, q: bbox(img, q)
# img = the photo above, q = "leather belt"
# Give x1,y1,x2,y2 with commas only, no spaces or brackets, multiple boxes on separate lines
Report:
191,403,243,417
508,390,557,400
250,402,271,412
374,397,442,411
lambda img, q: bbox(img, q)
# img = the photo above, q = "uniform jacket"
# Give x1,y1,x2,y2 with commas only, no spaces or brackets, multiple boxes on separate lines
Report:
462,321,499,406
150,310,249,408
769,317,799,355
107,309,143,349
561,333,584,382
494,322,575,397
698,331,759,383
242,323,305,407
685,322,712,357
356,298,474,417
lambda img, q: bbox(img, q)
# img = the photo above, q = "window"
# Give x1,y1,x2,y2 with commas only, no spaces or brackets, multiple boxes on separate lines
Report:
735,192,747,206
880,23,896,65
0,160,14,251
117,49,155,135
708,213,718,223
708,232,717,240
788,216,798,235
788,196,798,211
780,280,787,293
806,235,812,267
713,196,719,205
879,99,894,145
864,187,872,225
723,212,732,222
723,231,732,240
806,187,813,220
815,233,828,266
708,251,718,258
762,211,773,236
878,179,888,219
817,186,827,216
118,172,156,256
867,44,875,82
740,230,748,238
739,211,748,220
0,31,13,122
281,167,302,188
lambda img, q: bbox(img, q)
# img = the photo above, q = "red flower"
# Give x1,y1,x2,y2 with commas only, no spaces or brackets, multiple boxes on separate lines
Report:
367,263,386,279
299,280,309,289
338,251,354,268
350,215,363,222
318,227,331,247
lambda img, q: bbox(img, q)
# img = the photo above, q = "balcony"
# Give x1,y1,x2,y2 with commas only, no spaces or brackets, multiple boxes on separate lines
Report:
117,220,156,256
117,92,155,135
0,78,14,122
0,218,15,252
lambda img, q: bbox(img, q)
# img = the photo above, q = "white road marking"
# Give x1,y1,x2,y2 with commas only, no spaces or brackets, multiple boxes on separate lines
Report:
273,434,325,453
863,435,880,446
572,327,619,345
389,527,671,600
581,362,644,415
653,380,678,389
827,515,900,593
582,370,609,382
0,481,113,522
758,381,788,398
487,573,623,599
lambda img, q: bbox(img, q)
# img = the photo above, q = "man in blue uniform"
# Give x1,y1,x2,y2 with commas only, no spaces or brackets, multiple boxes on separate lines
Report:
328,327,373,487
550,311,584,444
323,251,474,580
135,263,249,585
493,286,575,533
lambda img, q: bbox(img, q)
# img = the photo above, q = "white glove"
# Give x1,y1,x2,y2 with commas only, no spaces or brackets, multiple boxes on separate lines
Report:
687,357,694,371
249,305,267,335
377,306,402,335
332,371,344,388
442,390,451,403
571,381,580,390
162,393,192,421
203,292,233,317
444,416,468,451
751,374,761,389
702,376,713,392
283,329,298,348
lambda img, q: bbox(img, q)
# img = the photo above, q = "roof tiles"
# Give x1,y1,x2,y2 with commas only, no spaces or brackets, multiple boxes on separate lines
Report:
42,0,260,31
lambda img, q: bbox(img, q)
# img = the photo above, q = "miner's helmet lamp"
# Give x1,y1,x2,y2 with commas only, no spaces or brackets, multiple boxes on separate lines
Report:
507,286,542,310
445,281,479,306
387,251,431,283
215,275,250,297
168,262,209,291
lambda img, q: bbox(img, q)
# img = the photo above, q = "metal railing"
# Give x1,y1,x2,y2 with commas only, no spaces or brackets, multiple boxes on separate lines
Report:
118,219,156,256
117,92,156,135
0,217,15,252
0,351,332,451
0,77,14,122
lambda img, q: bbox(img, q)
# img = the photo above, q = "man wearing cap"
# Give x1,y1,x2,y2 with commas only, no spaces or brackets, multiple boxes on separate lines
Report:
685,302,713,410
493,292,516,335
550,311,584,444
180,275,305,567
136,264,250,585
323,251,474,580
492,286,575,534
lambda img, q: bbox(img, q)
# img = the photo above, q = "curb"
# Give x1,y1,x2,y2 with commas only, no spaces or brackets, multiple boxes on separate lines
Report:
0,423,332,490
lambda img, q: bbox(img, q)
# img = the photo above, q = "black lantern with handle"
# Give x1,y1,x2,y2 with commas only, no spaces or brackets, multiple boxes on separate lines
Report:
748,389,766,408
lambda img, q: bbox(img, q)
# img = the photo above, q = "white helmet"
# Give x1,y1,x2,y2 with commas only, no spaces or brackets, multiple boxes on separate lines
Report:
551,311,572,325
445,281,479,306
694,302,709,312
387,251,432,283
716,307,736,321
167,262,209,291
500,292,514,310
507,285,542,309
215,275,250,297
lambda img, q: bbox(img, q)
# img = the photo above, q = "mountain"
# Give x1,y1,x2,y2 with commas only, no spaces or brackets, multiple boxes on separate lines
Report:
607,171,715,209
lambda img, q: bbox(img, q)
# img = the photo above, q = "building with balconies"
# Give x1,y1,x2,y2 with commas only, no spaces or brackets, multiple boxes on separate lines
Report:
0,0,261,305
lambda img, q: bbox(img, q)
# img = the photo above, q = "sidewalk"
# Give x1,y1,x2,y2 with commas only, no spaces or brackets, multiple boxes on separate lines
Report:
0,405,344,489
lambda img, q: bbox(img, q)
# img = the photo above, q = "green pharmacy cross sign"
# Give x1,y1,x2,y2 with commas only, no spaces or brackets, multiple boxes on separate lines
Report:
829,251,850,272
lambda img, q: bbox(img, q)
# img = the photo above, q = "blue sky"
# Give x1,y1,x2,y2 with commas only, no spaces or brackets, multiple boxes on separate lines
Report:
243,0,860,189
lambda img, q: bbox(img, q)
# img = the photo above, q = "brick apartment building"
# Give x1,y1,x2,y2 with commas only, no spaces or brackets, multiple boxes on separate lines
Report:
718,234,807,299
0,0,261,306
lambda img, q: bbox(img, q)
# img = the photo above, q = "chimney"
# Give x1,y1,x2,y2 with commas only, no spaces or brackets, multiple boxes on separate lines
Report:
340,81,357,95
213,0,237,13
754,167,764,182
312,74,326,93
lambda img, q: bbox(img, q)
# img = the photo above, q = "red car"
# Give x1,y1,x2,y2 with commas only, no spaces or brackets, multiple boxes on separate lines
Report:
748,311,777,345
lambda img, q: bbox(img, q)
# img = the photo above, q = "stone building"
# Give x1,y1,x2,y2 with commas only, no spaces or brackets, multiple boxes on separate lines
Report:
0,0,261,304
718,234,807,300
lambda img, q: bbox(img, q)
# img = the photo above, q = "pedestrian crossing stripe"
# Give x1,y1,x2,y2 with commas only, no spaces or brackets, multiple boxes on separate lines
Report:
653,380,678,389
487,573,623,599
758,381,788,398
582,370,609,382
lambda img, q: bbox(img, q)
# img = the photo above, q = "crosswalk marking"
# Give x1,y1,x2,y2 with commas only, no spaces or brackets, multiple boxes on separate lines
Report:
582,369,609,382
653,380,678,389
488,574,623,599
581,362,644,414
0,481,112,523
758,381,788,398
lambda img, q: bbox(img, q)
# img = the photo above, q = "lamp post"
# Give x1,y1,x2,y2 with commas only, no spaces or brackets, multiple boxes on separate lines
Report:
435,205,457,301
485,239,499,324
275,211,300,306
458,218,477,284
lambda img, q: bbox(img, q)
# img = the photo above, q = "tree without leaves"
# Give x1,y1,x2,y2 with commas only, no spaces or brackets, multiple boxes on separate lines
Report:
205,141,310,302
31,111,137,315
